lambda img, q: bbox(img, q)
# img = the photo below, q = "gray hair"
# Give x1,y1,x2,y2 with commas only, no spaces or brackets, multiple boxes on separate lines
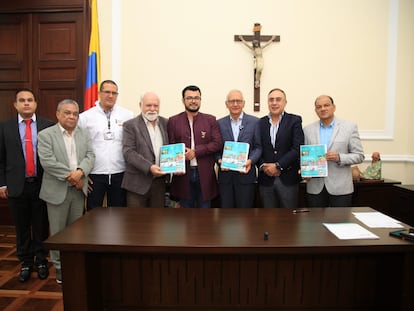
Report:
56,99,79,112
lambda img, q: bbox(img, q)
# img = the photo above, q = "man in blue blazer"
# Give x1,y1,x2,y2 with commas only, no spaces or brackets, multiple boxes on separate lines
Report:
304,95,364,207
216,90,261,208
38,99,95,283
0,88,54,282
258,88,304,208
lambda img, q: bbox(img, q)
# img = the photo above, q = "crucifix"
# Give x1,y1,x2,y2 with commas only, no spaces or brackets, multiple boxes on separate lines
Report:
235,23,280,111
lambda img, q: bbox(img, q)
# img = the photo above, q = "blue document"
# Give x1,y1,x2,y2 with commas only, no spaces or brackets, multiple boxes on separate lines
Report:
160,143,185,173
221,141,250,172
300,144,328,177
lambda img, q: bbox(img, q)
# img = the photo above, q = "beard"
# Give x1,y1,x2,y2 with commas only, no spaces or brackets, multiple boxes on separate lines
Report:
143,111,158,122
185,106,200,113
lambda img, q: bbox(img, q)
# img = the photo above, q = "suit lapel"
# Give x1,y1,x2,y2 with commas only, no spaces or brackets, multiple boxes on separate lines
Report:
138,116,155,156
225,118,235,141
53,125,70,165
329,120,340,149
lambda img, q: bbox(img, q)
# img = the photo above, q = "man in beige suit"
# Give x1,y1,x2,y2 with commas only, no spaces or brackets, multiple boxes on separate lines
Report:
304,95,364,207
122,92,169,207
38,99,95,283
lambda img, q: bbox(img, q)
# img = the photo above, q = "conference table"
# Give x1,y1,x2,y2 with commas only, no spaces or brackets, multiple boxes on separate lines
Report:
45,207,414,311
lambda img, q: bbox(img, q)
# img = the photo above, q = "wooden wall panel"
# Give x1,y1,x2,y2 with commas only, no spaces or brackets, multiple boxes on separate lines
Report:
0,14,30,84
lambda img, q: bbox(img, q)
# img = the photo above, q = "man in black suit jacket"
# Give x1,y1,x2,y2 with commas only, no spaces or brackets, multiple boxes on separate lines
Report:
258,88,304,208
0,88,54,282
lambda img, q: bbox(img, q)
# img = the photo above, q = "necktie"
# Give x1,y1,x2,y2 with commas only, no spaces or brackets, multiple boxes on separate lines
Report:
24,119,35,177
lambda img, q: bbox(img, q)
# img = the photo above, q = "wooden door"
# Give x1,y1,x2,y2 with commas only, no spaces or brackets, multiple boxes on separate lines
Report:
0,0,88,224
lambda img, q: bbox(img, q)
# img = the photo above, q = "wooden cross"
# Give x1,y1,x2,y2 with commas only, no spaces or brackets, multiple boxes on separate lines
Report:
235,23,280,111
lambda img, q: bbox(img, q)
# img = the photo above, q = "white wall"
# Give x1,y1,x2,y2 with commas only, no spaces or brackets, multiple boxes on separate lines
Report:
97,0,414,183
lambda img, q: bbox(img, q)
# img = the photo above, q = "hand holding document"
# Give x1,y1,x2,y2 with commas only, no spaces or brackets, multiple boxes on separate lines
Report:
160,143,186,174
221,141,250,173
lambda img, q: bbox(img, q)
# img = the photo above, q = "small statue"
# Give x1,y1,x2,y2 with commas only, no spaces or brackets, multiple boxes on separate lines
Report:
353,152,382,180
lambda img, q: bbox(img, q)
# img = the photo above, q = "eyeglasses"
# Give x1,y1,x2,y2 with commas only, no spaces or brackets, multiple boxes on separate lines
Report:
227,99,244,105
184,96,201,101
101,90,119,96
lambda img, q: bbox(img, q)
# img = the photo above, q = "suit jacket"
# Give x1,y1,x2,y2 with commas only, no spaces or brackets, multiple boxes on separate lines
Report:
216,113,261,184
167,111,222,201
38,124,95,205
304,118,364,195
0,115,54,197
121,115,169,195
258,112,304,186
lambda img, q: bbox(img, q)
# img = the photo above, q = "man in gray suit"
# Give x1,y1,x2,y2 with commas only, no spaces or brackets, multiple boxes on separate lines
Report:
38,99,95,283
122,92,169,207
304,95,364,207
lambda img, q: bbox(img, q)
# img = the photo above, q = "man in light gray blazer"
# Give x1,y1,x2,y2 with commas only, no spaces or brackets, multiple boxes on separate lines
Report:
304,95,364,207
122,92,169,207
38,99,95,283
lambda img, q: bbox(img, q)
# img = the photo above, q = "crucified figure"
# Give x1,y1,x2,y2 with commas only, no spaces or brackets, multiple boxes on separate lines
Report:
238,35,276,88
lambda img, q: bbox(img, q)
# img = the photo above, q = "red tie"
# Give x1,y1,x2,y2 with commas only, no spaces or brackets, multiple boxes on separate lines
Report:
24,119,35,177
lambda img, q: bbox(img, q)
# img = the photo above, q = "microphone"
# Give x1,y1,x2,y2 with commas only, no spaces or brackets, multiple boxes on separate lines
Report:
239,125,244,131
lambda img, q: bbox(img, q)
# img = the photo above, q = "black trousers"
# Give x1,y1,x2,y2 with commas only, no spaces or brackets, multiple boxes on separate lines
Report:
87,172,126,211
306,185,353,207
9,178,49,267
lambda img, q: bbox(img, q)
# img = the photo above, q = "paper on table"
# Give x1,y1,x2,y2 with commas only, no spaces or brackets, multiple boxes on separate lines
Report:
323,223,379,240
352,212,403,228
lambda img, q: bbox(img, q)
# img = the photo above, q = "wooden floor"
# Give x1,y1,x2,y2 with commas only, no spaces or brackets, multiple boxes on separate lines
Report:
0,226,63,311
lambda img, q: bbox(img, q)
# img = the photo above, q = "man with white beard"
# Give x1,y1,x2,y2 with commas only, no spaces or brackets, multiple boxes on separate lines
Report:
121,92,169,207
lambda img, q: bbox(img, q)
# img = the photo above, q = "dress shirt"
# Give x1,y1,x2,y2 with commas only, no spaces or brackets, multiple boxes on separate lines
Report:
230,112,243,141
319,118,335,147
268,112,284,148
143,116,163,166
58,124,78,171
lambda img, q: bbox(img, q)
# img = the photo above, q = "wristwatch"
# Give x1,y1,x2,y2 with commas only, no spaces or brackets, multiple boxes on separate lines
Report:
275,162,283,171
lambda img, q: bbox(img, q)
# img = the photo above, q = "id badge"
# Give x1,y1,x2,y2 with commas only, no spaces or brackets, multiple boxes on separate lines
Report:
104,131,115,140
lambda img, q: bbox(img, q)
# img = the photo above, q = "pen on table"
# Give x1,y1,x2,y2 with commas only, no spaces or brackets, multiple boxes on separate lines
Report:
293,209,310,214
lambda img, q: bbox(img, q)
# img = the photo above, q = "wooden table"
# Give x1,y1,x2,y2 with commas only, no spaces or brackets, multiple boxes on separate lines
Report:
45,207,414,311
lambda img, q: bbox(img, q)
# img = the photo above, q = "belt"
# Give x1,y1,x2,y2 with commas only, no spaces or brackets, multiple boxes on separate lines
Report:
25,177,38,183
190,166,198,170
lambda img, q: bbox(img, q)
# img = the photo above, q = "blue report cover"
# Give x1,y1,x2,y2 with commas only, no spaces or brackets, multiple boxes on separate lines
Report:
160,143,185,173
300,144,328,177
221,141,250,172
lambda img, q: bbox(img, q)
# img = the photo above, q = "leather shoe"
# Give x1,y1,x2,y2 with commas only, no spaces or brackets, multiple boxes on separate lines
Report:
55,269,62,284
19,266,32,283
37,264,49,280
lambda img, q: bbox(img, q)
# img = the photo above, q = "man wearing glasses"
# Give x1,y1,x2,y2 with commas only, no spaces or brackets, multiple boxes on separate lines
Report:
216,90,261,208
167,85,222,208
78,80,134,210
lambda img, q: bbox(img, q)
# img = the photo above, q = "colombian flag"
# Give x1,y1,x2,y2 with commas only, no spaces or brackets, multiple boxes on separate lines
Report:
84,0,101,110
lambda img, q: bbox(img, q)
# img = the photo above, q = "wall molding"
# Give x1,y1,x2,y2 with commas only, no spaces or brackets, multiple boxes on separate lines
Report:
363,154,414,163
360,0,398,141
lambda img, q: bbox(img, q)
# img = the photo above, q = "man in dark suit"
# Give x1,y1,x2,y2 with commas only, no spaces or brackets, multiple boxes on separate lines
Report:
258,88,304,208
216,90,261,208
0,88,54,282
122,92,169,207
167,85,223,208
